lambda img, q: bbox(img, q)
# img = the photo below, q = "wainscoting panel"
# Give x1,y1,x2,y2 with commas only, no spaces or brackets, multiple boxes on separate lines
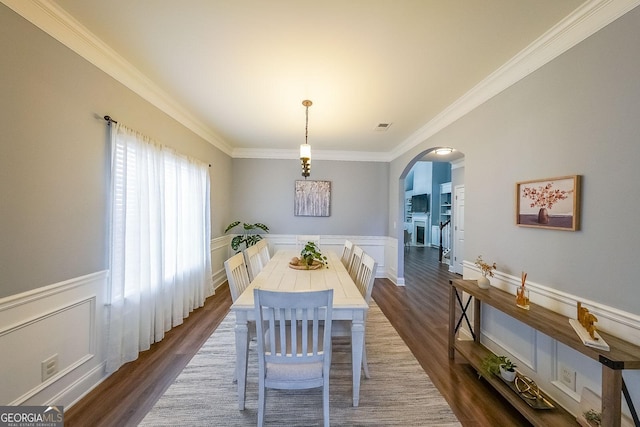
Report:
211,235,232,291
0,271,108,406
481,306,537,370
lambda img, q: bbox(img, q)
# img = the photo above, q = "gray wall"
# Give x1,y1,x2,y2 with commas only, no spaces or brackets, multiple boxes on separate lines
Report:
0,4,232,298
231,158,389,236
390,6,640,314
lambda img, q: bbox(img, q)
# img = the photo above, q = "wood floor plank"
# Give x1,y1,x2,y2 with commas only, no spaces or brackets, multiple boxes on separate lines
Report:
64,247,531,426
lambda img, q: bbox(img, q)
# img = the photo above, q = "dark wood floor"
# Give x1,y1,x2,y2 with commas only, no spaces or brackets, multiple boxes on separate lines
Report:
65,246,530,426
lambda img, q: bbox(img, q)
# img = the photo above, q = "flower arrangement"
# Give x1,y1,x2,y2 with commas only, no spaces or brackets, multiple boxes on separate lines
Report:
475,256,496,278
522,182,572,209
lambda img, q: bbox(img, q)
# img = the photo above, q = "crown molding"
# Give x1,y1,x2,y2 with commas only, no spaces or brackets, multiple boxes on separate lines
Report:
388,0,640,161
232,148,390,162
1,0,233,156
3,0,638,162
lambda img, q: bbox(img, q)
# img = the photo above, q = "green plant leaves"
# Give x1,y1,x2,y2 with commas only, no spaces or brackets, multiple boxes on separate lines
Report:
225,221,241,233
225,221,269,253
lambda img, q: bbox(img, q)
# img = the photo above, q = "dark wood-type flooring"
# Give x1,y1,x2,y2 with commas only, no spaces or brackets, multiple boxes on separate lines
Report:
65,246,531,426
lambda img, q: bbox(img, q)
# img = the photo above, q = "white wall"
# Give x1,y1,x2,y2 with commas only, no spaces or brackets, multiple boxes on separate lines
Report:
230,158,389,236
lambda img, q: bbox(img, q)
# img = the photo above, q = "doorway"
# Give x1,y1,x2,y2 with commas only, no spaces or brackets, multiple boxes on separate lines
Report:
397,149,464,285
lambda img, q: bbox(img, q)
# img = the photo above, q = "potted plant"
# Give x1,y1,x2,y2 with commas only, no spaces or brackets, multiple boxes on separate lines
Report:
582,409,602,426
224,221,269,252
480,353,503,378
300,241,328,268
474,255,496,289
499,357,517,382
480,353,516,382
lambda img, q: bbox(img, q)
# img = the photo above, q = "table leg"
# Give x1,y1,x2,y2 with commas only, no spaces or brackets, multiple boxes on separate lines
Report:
601,365,622,427
234,312,249,410
448,283,456,359
351,311,365,407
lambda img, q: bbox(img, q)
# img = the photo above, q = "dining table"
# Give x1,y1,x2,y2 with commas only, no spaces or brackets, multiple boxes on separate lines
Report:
231,249,369,409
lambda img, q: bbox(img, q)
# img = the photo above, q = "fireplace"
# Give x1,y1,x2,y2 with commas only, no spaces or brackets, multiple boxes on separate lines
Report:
416,225,425,245
413,217,428,246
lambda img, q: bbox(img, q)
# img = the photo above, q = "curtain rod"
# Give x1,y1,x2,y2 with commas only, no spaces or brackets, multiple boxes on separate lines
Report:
104,114,210,167
104,115,117,124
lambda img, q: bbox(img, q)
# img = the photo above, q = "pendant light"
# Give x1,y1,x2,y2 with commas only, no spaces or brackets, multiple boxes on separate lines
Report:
300,100,312,178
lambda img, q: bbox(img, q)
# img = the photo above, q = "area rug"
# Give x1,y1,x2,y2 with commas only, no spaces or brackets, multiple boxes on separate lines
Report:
140,302,461,426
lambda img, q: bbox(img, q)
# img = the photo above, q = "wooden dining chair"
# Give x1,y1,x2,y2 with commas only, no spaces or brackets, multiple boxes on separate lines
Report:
347,245,364,281
255,238,271,266
243,243,263,282
254,288,333,427
340,239,354,267
332,252,377,379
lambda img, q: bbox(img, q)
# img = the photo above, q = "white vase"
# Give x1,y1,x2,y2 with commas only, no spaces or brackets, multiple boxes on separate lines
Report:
500,366,517,382
477,275,490,289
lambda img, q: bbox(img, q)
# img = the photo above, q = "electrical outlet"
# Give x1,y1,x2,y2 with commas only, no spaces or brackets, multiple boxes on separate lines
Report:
559,363,576,391
41,354,59,382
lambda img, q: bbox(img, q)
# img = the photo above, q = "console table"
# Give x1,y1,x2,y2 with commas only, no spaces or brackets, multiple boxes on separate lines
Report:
449,279,640,427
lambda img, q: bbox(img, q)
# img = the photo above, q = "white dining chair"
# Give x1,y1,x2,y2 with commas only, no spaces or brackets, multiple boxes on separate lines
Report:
296,235,320,251
254,289,334,427
255,238,271,266
340,239,354,267
332,252,377,379
224,252,255,383
347,245,364,281
243,243,263,282
224,252,251,302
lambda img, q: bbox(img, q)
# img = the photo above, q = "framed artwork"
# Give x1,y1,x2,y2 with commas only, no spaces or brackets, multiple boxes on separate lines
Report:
516,175,580,231
295,180,331,217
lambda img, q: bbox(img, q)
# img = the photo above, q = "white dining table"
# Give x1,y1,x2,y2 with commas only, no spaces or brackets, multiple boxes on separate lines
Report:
231,249,369,409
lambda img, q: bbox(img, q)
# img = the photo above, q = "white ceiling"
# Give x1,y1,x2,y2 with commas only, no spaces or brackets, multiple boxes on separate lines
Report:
11,0,625,160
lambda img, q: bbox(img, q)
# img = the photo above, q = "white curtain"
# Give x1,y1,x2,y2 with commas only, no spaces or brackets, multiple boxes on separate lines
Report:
106,122,213,373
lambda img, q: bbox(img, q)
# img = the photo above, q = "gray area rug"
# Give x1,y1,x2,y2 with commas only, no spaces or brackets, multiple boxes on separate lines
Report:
140,302,461,426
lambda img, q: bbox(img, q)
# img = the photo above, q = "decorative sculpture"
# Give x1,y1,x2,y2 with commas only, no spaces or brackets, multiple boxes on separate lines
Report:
569,301,610,351
577,302,598,340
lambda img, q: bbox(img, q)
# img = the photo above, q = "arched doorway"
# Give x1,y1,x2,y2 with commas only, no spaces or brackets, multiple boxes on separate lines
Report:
396,148,465,284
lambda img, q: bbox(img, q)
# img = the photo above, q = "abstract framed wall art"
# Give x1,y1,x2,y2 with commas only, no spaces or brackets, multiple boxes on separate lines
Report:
516,175,581,231
294,180,331,217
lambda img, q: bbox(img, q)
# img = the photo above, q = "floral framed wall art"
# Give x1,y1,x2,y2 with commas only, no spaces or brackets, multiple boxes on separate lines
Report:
516,175,581,230
294,180,331,217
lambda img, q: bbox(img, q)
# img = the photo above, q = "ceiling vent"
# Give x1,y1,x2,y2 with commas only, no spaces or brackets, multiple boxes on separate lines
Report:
374,123,392,131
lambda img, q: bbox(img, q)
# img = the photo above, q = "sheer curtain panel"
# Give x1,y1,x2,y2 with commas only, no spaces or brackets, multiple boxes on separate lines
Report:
106,122,212,373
